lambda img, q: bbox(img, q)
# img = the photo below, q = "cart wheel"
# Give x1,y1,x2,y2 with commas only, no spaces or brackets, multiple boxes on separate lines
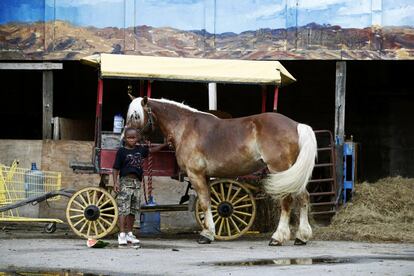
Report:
44,222,56,233
66,187,118,239
195,179,256,240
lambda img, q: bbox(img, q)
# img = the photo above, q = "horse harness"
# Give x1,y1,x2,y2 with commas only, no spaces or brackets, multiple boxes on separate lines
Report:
139,107,155,135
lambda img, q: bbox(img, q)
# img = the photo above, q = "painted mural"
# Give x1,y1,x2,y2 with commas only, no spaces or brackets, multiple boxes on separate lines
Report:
0,0,413,60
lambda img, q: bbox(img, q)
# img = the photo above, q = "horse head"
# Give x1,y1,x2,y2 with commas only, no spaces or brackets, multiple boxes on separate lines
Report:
126,95,154,134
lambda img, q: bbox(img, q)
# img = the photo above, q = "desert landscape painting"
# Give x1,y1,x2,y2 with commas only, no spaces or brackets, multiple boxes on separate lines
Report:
0,0,413,60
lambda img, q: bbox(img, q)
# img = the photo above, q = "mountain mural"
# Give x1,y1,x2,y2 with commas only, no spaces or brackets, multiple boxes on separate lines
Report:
0,21,413,60
0,0,413,60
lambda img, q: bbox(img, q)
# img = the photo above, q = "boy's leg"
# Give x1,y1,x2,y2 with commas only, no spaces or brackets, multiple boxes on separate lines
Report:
117,215,128,246
126,214,135,232
116,178,128,246
125,184,140,245
118,215,126,233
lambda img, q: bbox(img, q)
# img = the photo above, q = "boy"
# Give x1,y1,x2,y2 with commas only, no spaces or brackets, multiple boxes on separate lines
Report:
113,127,167,247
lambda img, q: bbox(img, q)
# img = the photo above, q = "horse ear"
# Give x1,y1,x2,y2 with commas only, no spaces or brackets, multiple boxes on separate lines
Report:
128,93,136,101
142,96,148,106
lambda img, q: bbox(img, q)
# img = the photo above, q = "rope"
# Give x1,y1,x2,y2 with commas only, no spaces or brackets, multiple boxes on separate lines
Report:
147,140,153,203
142,176,148,205
142,140,153,205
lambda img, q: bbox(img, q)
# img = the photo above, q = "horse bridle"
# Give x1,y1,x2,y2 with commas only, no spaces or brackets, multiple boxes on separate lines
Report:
139,107,155,135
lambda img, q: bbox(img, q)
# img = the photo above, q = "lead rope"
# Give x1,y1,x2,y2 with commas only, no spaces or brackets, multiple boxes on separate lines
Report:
141,140,153,205
147,140,153,203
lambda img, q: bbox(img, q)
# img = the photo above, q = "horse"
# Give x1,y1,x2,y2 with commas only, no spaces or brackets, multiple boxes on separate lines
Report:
126,96,317,246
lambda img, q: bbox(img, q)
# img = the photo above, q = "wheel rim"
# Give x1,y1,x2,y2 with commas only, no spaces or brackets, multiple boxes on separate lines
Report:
66,187,118,239
195,179,256,240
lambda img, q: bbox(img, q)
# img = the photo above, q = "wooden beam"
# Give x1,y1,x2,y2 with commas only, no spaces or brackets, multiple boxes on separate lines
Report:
335,61,347,195
0,63,63,70
335,61,346,144
43,71,54,139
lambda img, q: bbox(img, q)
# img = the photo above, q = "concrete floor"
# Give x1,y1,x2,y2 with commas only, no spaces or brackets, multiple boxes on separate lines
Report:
0,226,413,276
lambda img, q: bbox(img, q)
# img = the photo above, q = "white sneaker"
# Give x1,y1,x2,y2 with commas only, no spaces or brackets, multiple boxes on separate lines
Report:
126,232,140,245
118,232,127,246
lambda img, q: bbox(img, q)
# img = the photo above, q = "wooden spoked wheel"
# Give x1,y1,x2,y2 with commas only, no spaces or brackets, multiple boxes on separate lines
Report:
195,179,256,240
66,187,118,239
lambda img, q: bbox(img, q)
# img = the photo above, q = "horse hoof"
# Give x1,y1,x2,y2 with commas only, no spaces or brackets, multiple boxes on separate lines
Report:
198,235,212,244
268,238,282,246
294,238,307,245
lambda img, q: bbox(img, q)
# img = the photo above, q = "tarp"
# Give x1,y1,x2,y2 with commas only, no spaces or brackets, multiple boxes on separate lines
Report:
81,54,295,86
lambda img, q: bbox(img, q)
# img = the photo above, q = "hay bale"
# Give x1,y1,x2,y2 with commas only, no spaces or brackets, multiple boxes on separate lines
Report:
314,177,414,242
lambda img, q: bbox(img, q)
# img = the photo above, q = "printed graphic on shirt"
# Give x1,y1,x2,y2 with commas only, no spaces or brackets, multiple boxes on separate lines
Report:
125,152,143,167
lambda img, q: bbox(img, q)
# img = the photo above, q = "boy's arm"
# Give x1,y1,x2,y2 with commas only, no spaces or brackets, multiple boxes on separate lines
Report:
113,169,120,193
148,135,173,153
148,142,169,153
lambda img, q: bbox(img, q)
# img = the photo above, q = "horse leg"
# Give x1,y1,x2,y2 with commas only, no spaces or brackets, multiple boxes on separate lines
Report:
187,172,215,244
269,195,293,246
294,191,312,245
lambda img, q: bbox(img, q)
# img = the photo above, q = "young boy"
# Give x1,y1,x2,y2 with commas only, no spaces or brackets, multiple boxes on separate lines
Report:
112,127,167,247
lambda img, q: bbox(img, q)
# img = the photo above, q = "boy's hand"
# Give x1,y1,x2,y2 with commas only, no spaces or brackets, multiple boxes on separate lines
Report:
167,134,174,149
114,182,120,193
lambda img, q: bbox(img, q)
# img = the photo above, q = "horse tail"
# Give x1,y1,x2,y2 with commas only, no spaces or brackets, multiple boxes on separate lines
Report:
263,123,317,199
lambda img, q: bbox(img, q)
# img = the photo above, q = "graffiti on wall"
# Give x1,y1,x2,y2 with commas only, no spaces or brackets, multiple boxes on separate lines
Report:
0,0,413,60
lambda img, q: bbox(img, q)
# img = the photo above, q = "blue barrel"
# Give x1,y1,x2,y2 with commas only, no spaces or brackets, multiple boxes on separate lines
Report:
140,196,161,235
24,162,44,198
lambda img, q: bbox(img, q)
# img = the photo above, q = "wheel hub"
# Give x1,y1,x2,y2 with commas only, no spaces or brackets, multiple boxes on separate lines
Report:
217,202,233,217
84,205,100,221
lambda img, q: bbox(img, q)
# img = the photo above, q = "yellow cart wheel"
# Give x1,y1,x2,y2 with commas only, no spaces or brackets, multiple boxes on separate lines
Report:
66,187,118,239
195,179,256,240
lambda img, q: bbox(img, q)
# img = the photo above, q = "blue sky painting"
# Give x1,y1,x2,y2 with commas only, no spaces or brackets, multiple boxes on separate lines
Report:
1,0,413,33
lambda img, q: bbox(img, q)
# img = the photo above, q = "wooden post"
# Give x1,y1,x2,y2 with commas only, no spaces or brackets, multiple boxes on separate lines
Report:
42,71,53,139
335,61,346,195
335,62,346,144
52,117,60,140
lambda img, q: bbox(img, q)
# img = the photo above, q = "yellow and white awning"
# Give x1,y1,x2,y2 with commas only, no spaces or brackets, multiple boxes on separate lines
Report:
81,53,295,86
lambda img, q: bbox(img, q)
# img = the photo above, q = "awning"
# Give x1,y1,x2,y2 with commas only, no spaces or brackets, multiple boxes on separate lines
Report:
81,54,296,86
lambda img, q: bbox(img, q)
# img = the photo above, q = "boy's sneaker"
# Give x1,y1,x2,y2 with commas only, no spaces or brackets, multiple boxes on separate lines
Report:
118,232,127,247
126,232,140,246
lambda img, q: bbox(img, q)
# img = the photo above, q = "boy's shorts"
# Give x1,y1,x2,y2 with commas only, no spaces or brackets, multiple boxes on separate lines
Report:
117,177,141,216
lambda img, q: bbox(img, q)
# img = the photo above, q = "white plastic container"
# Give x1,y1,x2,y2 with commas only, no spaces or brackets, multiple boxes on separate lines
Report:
113,114,124,133
24,162,44,198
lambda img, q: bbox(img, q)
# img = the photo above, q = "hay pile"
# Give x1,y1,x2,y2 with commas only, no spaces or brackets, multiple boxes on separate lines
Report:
314,177,414,242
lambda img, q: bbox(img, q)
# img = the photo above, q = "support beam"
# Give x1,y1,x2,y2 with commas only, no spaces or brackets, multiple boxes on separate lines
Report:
42,71,53,139
273,86,279,112
335,61,346,145
147,80,152,97
95,79,104,148
0,63,62,70
334,61,347,196
208,83,217,110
